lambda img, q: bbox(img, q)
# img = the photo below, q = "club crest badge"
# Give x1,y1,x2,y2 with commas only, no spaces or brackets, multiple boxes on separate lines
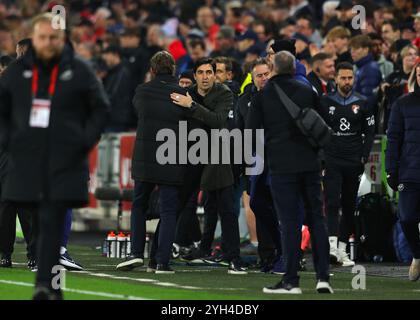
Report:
352,105,360,114
329,106,335,115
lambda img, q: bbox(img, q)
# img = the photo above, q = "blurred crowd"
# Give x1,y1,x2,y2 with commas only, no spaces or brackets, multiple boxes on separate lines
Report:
1,0,420,132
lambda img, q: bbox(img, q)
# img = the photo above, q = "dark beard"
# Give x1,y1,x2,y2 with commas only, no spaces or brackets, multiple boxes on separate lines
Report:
339,85,352,96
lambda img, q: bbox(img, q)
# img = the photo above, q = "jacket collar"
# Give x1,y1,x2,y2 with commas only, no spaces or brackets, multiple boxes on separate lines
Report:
21,42,75,70
270,74,293,82
329,90,360,105
154,73,177,83
355,53,374,68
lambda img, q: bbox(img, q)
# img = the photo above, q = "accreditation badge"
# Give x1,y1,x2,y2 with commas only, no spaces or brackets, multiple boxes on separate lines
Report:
29,98,51,128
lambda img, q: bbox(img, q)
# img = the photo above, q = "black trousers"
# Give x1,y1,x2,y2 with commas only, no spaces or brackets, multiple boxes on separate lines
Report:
398,183,420,259
0,201,38,259
35,201,67,288
131,181,180,265
199,179,244,255
175,191,201,247
201,185,240,261
249,173,282,263
150,164,204,261
270,172,329,286
323,163,363,242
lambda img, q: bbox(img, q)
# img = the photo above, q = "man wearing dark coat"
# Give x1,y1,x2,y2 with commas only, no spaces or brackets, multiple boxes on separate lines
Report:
172,57,247,274
386,66,420,282
0,13,109,299
117,51,189,274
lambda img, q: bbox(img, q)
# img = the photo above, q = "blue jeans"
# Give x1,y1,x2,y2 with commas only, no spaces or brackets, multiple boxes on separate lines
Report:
270,171,329,286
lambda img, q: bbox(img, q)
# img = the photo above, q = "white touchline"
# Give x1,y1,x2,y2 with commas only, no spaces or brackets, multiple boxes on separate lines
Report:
75,270,247,291
0,279,148,300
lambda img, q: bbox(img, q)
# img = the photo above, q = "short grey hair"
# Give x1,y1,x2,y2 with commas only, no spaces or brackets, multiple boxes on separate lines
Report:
273,51,296,76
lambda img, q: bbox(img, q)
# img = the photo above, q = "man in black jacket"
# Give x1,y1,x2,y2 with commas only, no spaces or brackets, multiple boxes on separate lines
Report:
237,58,283,273
247,51,332,294
319,62,375,267
386,66,420,281
172,58,246,274
307,52,336,97
101,45,136,132
0,54,38,271
117,51,189,274
0,13,109,299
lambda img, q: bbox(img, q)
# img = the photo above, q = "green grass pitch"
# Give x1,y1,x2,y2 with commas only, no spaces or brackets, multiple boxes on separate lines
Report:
0,244,419,300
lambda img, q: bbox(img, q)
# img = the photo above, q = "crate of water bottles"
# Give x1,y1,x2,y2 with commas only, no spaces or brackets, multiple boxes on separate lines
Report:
103,231,150,258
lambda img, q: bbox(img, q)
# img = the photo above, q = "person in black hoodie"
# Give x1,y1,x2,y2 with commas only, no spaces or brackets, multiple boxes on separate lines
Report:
0,13,109,299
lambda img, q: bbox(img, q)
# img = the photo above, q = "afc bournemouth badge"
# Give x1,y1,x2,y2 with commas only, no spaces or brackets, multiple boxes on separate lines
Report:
398,184,404,192
352,105,360,114
329,106,335,115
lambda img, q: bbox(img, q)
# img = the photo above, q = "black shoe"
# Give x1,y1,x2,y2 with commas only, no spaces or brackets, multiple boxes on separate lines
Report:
116,254,144,271
155,264,175,274
180,248,208,264
227,259,248,275
147,259,157,273
263,280,302,294
59,249,83,271
0,256,12,268
33,285,63,300
27,259,37,272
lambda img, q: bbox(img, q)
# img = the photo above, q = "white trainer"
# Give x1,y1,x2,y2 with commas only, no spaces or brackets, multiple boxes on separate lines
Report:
338,241,355,267
316,281,334,294
329,236,339,264
408,258,420,281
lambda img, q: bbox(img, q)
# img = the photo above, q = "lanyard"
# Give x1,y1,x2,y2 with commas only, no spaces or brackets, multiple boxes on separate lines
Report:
31,64,59,99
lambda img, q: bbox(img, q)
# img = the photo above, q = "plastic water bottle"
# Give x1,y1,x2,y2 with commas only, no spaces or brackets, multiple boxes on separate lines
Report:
107,231,117,258
144,234,150,259
117,232,127,258
126,233,131,256
102,239,108,257
349,234,355,261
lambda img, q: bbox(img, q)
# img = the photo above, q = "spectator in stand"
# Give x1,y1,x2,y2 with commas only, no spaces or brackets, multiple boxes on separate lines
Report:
368,33,394,80
349,35,382,111
196,6,220,53
210,25,241,61
326,26,353,65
